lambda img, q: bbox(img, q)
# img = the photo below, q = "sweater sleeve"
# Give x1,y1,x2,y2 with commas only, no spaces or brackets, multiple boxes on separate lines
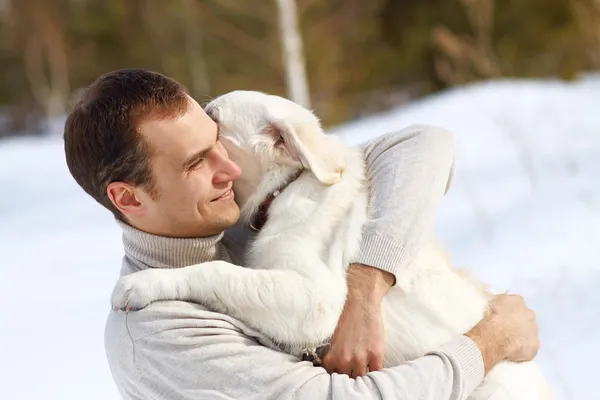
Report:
105,305,484,400
351,124,455,281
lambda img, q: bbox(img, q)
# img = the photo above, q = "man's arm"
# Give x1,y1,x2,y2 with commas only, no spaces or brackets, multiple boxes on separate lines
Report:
322,124,456,375
353,123,455,279
106,302,483,400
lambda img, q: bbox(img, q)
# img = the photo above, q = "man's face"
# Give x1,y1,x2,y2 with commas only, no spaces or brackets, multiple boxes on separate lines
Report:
133,97,242,237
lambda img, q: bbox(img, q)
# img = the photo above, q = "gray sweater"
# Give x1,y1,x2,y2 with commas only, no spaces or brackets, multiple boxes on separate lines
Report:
104,125,484,399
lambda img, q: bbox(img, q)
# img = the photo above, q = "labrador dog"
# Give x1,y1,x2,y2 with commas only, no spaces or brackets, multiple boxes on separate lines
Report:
111,90,552,399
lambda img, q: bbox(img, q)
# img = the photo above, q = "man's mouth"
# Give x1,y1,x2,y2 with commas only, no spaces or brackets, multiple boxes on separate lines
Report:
211,188,234,202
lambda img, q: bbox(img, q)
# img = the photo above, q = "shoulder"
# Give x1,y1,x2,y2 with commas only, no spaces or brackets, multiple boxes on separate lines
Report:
106,300,259,343
105,300,279,363
104,300,273,379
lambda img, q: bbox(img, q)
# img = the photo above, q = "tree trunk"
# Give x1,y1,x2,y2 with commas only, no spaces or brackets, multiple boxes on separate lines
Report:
23,6,69,121
182,0,211,97
275,0,311,108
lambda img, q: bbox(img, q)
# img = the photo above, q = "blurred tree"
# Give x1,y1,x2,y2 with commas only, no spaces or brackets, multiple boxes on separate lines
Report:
571,0,600,68
432,0,502,86
2,0,70,122
0,0,599,135
181,0,210,96
276,0,311,108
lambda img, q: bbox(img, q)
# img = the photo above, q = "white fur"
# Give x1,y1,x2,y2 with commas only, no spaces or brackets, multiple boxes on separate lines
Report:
112,91,553,399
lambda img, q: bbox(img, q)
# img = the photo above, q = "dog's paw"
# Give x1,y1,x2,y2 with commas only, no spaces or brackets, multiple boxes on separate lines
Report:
111,269,171,312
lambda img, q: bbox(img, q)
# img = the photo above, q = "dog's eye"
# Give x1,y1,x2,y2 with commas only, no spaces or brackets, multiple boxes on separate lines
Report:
265,124,285,145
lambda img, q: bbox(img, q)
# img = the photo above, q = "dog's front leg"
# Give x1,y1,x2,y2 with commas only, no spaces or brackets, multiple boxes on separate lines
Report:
111,260,344,345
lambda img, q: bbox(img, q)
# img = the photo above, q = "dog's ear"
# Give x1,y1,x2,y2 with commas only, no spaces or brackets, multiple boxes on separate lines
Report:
265,120,344,186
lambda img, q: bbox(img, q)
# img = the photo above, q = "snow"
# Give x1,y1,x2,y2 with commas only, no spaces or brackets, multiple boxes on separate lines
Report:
2,76,599,399
331,77,600,399
0,136,123,399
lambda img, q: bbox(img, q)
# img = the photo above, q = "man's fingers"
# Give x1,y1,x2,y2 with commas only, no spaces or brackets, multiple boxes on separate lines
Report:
324,354,370,378
322,351,386,378
368,357,384,372
350,364,368,379
323,364,336,375
322,353,352,375
366,348,384,372
350,355,368,378
321,355,337,375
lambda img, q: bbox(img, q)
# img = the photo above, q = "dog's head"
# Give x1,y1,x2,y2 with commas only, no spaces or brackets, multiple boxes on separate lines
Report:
204,90,344,223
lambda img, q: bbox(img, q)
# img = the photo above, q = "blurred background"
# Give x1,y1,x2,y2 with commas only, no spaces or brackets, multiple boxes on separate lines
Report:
3,0,600,134
0,0,599,399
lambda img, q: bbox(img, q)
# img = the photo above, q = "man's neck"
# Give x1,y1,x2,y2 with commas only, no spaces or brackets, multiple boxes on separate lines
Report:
117,220,228,269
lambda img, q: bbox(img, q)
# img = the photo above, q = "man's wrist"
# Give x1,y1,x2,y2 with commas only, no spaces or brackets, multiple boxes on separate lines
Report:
436,336,485,392
347,263,395,302
465,319,504,375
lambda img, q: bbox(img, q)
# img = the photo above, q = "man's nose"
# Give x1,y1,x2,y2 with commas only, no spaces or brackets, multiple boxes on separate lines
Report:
213,153,242,184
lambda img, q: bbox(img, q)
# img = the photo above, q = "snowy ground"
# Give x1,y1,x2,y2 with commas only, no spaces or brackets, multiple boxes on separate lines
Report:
1,76,599,399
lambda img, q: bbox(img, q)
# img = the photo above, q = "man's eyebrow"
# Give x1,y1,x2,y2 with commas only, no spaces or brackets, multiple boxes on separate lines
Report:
181,146,213,170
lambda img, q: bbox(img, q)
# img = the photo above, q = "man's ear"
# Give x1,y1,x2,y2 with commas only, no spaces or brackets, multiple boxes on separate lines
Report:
106,182,145,217
265,119,345,186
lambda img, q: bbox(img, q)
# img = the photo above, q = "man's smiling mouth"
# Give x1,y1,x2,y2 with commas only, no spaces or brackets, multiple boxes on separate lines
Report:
211,188,234,202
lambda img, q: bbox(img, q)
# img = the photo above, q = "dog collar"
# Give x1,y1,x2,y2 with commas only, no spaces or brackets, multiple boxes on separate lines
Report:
249,170,303,232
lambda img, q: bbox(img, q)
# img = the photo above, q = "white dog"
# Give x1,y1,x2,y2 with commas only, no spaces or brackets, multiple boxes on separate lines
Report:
112,91,552,399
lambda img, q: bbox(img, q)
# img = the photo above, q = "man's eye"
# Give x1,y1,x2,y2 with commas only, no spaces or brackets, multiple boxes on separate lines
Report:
190,158,205,169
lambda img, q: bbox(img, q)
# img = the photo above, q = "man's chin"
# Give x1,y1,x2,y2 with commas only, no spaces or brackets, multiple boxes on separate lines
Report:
215,202,241,230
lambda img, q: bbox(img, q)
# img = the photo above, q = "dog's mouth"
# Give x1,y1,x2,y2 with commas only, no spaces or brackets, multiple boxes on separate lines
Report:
249,169,303,231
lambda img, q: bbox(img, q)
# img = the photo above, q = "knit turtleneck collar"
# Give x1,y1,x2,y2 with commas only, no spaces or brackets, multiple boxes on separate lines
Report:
117,220,228,269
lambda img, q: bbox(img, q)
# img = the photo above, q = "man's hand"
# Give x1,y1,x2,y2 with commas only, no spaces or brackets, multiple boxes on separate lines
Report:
321,263,395,378
466,294,540,374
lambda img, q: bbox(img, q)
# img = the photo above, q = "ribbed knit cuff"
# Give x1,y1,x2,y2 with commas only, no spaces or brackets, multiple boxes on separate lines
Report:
437,336,485,395
350,232,410,284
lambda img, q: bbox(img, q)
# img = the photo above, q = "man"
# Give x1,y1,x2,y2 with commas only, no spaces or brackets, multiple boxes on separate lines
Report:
64,69,540,399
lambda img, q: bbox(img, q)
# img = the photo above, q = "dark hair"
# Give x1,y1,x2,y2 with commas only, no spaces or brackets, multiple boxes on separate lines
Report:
63,69,189,220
